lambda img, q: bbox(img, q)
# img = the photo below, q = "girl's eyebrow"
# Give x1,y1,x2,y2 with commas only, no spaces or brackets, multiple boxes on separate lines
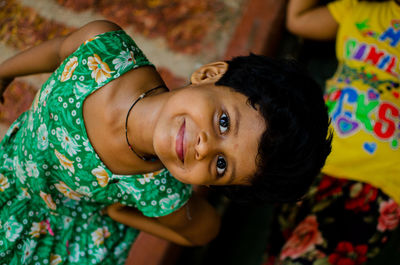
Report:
234,106,240,137
226,106,240,184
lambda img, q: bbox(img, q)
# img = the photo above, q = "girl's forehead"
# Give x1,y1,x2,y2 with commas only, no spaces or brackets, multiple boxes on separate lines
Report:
222,95,265,185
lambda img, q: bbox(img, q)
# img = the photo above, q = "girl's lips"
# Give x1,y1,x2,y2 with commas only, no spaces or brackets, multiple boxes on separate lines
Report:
176,120,185,163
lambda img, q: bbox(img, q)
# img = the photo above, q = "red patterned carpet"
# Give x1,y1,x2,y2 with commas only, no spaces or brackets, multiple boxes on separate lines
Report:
0,0,245,133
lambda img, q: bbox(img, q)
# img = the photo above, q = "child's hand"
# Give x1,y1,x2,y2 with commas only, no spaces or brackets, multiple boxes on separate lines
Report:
101,203,124,216
0,77,14,103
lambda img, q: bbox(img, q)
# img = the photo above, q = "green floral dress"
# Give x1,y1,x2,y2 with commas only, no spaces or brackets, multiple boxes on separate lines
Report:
0,30,192,265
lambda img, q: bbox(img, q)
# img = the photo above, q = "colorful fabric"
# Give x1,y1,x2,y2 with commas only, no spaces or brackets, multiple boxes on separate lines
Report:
0,30,192,265
262,174,400,265
322,0,400,203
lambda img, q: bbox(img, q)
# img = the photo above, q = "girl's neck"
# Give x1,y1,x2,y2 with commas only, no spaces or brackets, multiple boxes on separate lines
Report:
125,87,169,160
97,66,169,175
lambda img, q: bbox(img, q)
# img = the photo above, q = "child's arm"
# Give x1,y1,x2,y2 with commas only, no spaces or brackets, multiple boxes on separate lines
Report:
106,193,221,246
0,20,121,100
286,0,338,40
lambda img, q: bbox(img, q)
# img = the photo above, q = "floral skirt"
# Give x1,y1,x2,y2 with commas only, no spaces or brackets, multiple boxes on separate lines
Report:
262,174,400,265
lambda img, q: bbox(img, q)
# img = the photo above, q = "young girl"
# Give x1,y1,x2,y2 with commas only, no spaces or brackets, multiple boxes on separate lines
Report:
0,20,331,264
262,0,400,264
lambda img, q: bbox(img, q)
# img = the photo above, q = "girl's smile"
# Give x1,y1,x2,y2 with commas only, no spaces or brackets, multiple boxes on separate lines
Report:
176,119,186,163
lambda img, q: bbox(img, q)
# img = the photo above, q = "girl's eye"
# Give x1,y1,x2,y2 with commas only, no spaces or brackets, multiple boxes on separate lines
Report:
219,113,230,133
216,156,227,176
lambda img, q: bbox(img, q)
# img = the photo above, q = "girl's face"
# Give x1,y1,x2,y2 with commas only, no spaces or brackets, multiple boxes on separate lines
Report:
153,73,265,186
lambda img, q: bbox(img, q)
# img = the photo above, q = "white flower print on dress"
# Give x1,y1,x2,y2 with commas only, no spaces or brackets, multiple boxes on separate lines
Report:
82,137,93,152
87,54,115,84
76,186,92,197
61,57,78,82
40,80,55,104
29,222,46,238
54,149,75,173
17,187,31,200
68,243,83,263
25,161,39,178
63,216,73,229
37,123,49,150
0,174,10,191
92,166,110,187
112,50,135,71
27,111,34,132
55,181,82,201
14,157,26,184
21,238,37,264
56,127,80,156
93,247,108,263
3,157,13,170
91,227,110,246
5,215,23,242
137,170,162,185
29,223,39,238
137,174,155,185
114,242,128,256
116,181,143,200
160,193,181,211
74,82,91,98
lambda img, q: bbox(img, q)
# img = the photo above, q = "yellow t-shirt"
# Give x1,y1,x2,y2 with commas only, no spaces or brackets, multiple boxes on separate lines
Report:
324,0,400,203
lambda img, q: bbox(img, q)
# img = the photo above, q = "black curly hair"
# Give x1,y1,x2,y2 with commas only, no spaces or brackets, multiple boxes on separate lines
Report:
214,54,332,203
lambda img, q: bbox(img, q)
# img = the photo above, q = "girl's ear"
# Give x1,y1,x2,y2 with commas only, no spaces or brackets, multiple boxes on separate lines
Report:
190,62,228,85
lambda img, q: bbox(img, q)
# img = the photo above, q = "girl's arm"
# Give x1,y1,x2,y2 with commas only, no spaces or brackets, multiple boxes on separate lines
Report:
0,20,121,99
286,0,338,40
106,193,221,246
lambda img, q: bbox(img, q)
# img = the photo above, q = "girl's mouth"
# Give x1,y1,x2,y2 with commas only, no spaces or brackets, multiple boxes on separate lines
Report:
176,120,185,163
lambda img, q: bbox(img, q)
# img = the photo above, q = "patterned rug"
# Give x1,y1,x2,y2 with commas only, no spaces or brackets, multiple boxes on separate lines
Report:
0,0,244,131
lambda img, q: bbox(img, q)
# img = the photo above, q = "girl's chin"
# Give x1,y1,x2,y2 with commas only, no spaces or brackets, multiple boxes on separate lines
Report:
169,172,192,185
170,173,185,182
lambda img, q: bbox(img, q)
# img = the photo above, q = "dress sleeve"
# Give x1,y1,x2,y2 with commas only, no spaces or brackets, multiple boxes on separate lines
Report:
55,30,154,100
111,169,193,218
327,0,357,24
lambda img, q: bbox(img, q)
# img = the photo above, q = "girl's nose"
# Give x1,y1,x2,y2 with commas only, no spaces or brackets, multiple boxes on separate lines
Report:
195,131,210,160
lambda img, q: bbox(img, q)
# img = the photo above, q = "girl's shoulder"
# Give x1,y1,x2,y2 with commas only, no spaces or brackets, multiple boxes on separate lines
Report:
54,21,154,93
58,21,154,81
59,20,154,70
59,20,122,62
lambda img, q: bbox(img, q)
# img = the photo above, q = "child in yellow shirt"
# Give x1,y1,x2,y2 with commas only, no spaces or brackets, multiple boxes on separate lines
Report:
262,1,400,265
